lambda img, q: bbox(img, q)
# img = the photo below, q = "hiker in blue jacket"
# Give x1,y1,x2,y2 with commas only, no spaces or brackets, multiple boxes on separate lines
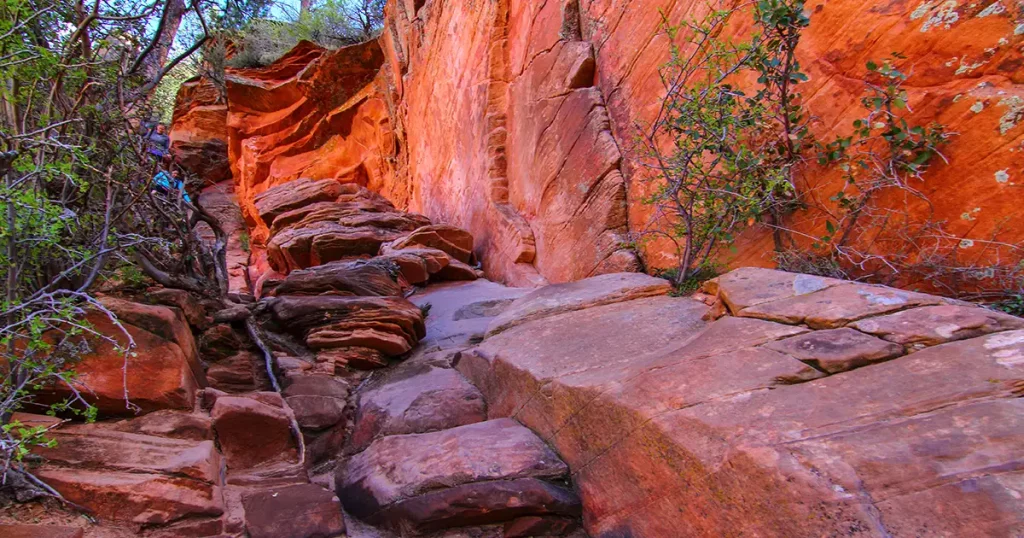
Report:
152,166,191,204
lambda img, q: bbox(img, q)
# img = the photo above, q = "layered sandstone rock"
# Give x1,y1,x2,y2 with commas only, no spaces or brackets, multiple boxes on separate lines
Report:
170,76,230,184
33,421,224,526
32,302,203,418
225,40,403,245
458,268,1024,536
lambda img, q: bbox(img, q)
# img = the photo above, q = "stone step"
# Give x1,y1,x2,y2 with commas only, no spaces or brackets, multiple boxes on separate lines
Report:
337,419,581,535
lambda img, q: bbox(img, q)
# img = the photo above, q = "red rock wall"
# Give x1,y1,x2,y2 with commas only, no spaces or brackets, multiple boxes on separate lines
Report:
382,0,641,286
175,0,1022,288
170,77,231,184
225,40,406,245
382,0,1023,282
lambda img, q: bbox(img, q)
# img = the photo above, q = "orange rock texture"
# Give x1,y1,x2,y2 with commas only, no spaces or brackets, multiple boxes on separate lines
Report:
171,0,1022,288
170,76,231,184
225,40,403,246
381,0,1023,282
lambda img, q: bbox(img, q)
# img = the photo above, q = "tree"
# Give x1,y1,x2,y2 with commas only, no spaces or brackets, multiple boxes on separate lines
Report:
636,1,808,289
0,0,227,499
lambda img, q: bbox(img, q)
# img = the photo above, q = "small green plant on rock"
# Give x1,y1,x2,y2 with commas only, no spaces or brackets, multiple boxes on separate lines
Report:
810,55,951,263
636,0,810,289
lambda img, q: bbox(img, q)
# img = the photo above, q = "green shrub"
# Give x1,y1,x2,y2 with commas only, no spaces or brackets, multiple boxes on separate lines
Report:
636,0,809,288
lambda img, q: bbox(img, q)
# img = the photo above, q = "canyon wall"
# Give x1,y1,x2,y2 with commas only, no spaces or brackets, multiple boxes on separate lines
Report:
174,0,1023,288
382,0,1023,282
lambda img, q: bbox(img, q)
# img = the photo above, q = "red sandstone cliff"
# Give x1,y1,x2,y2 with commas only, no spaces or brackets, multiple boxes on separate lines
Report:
172,0,1023,289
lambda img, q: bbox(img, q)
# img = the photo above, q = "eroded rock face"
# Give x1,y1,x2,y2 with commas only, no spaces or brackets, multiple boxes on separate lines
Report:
459,268,1024,536
170,76,230,184
225,40,402,245
382,0,1024,282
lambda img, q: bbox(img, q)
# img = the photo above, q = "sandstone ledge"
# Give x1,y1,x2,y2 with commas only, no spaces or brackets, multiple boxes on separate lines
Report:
457,268,1024,537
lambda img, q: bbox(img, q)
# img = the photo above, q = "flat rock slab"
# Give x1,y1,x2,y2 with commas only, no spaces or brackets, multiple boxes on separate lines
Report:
707,267,844,313
29,421,224,527
460,267,1024,536
272,259,402,297
850,304,1024,347
487,272,671,336
338,419,572,527
35,468,223,525
764,327,904,373
410,281,528,351
737,281,948,328
0,525,84,538
348,361,486,453
39,427,220,483
242,483,345,538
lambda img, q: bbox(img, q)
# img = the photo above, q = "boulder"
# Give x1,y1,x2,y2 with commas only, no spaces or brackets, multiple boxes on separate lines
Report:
348,361,486,453
272,259,402,297
486,272,671,336
286,395,347,430
211,396,297,470
35,309,201,417
241,484,345,538
97,296,203,385
338,419,578,532
389,225,475,264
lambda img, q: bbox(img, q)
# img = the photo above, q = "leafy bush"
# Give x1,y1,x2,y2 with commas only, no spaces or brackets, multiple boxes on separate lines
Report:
636,0,809,288
0,0,231,496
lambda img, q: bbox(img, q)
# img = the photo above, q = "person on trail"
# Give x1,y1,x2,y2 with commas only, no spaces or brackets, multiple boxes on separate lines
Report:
146,123,170,160
152,166,191,204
